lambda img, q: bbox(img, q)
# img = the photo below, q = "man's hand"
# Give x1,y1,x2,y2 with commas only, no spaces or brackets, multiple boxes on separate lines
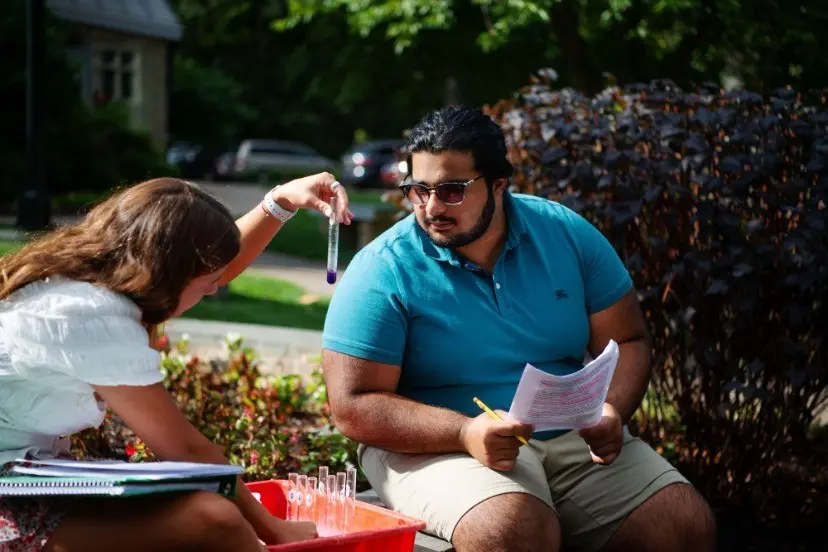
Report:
460,411,533,471
578,402,624,465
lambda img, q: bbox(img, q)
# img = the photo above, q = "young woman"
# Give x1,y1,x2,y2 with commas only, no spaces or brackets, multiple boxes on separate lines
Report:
0,173,353,552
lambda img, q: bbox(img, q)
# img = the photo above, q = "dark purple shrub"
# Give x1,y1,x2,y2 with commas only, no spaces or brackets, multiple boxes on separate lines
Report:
486,73,828,516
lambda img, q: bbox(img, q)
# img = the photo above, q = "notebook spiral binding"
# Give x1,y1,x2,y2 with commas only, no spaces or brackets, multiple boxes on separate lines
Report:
0,486,119,496
0,479,114,488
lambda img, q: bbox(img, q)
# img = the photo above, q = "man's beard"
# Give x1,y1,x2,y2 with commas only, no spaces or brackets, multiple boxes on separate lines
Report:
418,187,496,249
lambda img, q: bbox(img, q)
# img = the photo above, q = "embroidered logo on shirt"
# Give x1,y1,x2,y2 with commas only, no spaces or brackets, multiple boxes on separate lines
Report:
555,289,569,300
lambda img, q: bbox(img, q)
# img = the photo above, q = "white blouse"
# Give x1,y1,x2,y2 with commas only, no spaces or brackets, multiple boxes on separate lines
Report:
0,278,162,467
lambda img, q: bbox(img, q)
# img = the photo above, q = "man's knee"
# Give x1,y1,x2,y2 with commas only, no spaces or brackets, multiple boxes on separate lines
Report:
612,483,716,552
674,485,717,548
452,492,560,552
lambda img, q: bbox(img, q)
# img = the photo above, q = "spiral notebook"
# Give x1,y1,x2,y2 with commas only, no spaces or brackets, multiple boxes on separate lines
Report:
0,458,243,498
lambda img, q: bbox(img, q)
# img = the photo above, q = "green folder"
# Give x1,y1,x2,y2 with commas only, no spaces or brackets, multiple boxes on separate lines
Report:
0,459,241,498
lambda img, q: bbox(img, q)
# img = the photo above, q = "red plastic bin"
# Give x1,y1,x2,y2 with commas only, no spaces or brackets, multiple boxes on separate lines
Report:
247,480,427,552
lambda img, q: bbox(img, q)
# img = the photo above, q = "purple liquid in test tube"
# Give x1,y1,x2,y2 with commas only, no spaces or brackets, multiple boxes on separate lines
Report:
327,195,339,284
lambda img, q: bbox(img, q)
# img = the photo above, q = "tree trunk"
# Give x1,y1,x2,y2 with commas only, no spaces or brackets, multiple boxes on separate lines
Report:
444,76,460,105
549,2,597,93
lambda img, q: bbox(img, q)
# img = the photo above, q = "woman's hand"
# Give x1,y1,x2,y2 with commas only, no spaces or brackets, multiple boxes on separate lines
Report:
271,172,354,224
261,517,318,545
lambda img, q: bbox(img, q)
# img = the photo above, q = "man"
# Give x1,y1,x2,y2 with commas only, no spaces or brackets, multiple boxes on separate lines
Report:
321,106,716,552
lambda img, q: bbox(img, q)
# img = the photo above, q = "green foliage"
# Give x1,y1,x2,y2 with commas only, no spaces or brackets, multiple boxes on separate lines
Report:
275,0,828,93
275,0,457,54
62,103,174,192
169,55,258,149
169,0,553,157
72,333,362,484
486,72,828,518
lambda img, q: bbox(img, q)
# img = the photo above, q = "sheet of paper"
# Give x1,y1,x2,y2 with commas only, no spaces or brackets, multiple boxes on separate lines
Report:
507,340,619,431
13,458,243,478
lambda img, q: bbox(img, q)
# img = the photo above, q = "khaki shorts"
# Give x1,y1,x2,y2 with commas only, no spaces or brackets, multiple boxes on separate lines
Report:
359,427,688,552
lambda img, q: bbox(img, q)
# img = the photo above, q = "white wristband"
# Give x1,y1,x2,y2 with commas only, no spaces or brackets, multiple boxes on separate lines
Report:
262,187,297,223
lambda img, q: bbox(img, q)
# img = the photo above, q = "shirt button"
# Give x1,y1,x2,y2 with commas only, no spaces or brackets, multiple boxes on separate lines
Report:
495,283,501,290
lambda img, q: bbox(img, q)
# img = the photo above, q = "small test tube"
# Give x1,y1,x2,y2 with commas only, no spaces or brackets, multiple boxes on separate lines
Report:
345,467,357,529
318,466,329,529
327,195,339,284
297,475,308,521
336,472,346,532
306,476,317,523
326,474,338,534
287,473,298,521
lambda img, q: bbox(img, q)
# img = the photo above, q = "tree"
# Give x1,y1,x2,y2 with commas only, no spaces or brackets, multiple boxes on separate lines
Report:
274,0,828,93
168,0,553,155
169,55,258,150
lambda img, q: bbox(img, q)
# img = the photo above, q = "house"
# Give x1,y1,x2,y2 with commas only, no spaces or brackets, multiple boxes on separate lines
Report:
46,0,182,149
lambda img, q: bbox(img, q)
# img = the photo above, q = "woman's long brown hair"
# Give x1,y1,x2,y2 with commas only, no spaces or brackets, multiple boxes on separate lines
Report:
0,178,241,327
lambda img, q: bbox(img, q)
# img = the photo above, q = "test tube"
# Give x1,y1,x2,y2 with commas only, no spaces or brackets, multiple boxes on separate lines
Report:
327,194,339,284
336,472,347,532
306,476,317,523
287,473,298,521
297,475,308,521
326,474,338,534
345,467,357,529
317,466,329,529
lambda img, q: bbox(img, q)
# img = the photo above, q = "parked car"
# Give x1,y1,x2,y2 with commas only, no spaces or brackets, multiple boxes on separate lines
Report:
167,141,240,181
340,139,405,189
166,141,215,179
379,158,408,188
233,139,338,183
206,150,238,182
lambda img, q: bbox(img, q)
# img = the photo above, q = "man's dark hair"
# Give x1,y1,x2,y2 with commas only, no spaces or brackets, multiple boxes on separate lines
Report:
404,105,514,184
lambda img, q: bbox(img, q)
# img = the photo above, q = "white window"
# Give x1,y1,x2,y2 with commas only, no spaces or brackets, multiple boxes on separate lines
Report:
91,48,140,105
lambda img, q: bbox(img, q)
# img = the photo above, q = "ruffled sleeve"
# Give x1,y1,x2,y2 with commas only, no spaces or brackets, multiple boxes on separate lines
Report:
1,279,163,387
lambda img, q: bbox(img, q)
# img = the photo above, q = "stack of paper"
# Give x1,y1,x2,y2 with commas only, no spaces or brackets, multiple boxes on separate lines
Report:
507,340,619,431
0,458,243,498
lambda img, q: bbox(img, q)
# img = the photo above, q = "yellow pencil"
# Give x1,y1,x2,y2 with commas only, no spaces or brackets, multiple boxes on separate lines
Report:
472,397,530,446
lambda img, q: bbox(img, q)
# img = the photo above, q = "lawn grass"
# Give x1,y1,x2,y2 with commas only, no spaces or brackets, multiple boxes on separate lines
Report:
264,210,354,263
344,189,387,205
264,189,389,263
180,273,329,330
0,240,21,256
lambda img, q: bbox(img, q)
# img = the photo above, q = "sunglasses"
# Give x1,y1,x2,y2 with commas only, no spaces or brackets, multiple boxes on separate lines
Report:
399,176,485,206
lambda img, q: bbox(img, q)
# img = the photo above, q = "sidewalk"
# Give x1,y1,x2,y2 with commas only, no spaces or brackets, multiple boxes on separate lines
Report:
245,252,340,297
165,318,323,376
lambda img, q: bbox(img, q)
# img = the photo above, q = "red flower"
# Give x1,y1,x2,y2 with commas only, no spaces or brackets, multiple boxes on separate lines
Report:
250,450,260,464
125,443,136,458
153,335,170,352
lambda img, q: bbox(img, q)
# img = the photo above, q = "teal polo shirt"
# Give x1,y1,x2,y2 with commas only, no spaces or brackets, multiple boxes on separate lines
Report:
322,192,633,440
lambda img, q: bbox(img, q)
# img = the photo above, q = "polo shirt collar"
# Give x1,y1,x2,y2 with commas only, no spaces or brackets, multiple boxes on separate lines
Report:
417,191,528,264
503,191,528,250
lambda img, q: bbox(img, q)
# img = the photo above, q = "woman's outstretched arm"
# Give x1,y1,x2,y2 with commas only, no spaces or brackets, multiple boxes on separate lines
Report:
219,172,353,285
